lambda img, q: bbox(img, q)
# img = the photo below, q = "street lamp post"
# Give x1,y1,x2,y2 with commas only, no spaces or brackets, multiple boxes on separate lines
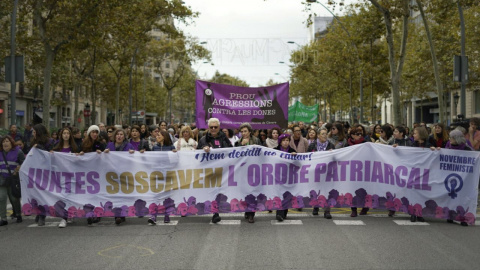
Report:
372,105,378,124
84,103,91,127
453,92,460,121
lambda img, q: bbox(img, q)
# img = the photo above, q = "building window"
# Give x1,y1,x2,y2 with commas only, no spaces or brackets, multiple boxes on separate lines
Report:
475,90,480,114
165,61,170,69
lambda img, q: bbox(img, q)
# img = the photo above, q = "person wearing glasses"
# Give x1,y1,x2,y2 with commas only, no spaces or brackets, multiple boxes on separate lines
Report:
106,126,116,142
289,125,309,153
327,122,347,149
197,118,233,224
235,122,262,223
375,125,394,145
346,128,370,217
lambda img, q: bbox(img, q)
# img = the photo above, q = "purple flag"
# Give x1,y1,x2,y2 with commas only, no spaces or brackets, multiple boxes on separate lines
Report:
195,80,289,129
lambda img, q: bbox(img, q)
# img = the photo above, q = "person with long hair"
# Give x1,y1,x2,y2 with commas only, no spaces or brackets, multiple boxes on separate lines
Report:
375,125,394,145
428,123,448,148
50,128,79,228
148,130,177,225
129,125,149,152
346,128,370,217
175,126,198,151
104,129,134,225
29,124,55,226
371,124,382,142
307,127,334,218
78,125,106,225
0,136,25,226
327,122,347,149
265,127,281,149
139,124,149,140
52,128,79,154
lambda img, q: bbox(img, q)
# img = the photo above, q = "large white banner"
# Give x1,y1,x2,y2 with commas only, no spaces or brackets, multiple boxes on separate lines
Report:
20,144,480,224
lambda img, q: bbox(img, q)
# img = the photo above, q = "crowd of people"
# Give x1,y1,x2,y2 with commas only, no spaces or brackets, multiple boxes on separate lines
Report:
0,117,478,228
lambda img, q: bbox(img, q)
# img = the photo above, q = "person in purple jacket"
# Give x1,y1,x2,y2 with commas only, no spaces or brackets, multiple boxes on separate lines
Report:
104,129,134,225
104,129,135,153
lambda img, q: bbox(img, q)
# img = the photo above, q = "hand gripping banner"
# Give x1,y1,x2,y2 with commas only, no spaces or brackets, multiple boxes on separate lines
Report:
20,144,479,224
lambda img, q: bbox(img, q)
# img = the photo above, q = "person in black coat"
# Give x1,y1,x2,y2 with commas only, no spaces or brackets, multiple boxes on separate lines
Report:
274,133,297,222
196,118,232,224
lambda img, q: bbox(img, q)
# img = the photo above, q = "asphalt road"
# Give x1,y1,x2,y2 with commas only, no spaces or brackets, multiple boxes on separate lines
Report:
1,208,479,270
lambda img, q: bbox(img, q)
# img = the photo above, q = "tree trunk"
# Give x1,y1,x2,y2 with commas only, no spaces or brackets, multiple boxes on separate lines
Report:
370,0,410,126
42,47,55,131
416,0,444,124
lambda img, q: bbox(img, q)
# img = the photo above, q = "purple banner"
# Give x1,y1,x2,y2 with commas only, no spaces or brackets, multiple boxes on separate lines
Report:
195,80,289,129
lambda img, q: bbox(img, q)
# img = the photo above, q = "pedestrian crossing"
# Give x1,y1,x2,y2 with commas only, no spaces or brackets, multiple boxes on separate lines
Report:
22,213,480,227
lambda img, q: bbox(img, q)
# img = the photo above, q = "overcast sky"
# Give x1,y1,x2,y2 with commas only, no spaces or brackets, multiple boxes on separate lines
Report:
179,0,355,87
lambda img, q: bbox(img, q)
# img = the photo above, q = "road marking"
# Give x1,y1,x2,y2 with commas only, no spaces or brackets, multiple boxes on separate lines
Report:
98,244,154,258
271,220,303,225
333,220,365,225
152,220,178,226
393,220,430,226
209,220,241,225
28,222,60,228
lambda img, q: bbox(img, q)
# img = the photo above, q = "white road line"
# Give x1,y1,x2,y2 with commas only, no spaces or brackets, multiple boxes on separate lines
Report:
209,220,241,225
393,220,430,226
271,220,303,225
155,220,179,226
333,220,365,225
28,222,60,228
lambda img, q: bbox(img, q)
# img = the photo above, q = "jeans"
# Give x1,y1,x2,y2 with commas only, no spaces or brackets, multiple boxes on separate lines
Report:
0,185,21,220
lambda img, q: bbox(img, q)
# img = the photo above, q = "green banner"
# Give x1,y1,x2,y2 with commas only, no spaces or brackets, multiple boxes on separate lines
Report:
288,101,319,123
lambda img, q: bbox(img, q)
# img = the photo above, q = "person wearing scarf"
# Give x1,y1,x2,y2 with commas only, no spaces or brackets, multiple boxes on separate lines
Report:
235,122,261,223
375,125,394,145
346,129,369,217
274,133,296,222
428,123,448,148
104,129,135,225
307,127,334,218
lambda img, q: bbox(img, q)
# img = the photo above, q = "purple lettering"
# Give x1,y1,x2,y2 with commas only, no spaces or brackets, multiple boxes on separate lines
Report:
394,166,407,188
300,165,310,183
371,161,383,183
364,161,371,182
288,164,300,184
248,164,260,186
338,161,349,181
275,163,288,184
75,172,86,194
262,164,274,185
228,165,237,186
314,163,327,182
62,172,74,193
48,171,62,193
86,171,100,194
326,161,338,182
27,168,35,188
350,160,363,181
384,163,394,185
35,169,49,190
407,168,421,189
421,169,431,191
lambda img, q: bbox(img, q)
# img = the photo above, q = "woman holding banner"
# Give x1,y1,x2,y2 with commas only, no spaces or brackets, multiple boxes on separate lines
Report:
265,128,281,149
31,124,55,226
105,129,135,225
307,127,334,218
274,133,296,222
175,126,198,151
327,122,347,149
79,125,106,226
197,118,232,224
235,122,262,223
346,129,370,217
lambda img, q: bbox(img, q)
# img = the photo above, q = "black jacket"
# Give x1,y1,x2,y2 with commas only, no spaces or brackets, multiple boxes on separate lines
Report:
197,131,232,149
